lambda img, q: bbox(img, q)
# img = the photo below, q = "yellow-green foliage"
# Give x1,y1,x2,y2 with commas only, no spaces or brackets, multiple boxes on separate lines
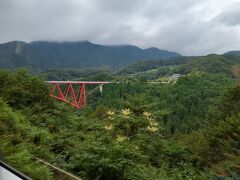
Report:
0,69,240,179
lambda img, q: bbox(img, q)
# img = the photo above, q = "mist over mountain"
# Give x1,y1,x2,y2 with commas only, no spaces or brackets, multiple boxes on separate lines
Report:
0,40,181,70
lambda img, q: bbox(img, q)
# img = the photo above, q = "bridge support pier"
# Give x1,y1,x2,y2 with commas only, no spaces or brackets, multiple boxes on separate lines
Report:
47,81,110,109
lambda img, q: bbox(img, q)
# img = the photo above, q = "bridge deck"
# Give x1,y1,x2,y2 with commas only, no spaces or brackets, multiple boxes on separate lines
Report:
47,81,110,84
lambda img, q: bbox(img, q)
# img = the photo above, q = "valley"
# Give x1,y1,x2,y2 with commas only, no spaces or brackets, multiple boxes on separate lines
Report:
1,50,240,179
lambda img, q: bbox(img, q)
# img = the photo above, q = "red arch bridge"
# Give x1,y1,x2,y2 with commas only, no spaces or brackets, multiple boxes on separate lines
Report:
47,81,111,109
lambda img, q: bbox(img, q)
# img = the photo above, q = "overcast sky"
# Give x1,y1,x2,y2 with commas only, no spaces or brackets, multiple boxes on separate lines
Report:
0,0,240,55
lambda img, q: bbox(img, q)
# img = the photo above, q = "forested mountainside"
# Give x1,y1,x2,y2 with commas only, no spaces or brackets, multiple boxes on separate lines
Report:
0,41,180,70
224,51,240,56
118,54,240,79
40,54,240,81
1,53,240,179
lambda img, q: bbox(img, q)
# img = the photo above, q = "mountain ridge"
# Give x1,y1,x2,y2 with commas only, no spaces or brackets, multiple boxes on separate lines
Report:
0,40,181,70
223,50,240,56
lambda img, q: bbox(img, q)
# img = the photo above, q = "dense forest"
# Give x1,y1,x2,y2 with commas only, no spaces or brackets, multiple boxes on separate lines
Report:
0,41,180,70
1,54,240,179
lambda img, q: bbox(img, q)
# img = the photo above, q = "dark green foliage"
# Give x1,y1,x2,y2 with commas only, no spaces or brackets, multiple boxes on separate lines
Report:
1,52,240,179
118,57,186,74
118,55,240,81
98,72,233,135
0,41,180,70
223,51,240,56
181,85,240,176
41,68,112,81
174,55,240,77
0,98,53,179
0,69,52,109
